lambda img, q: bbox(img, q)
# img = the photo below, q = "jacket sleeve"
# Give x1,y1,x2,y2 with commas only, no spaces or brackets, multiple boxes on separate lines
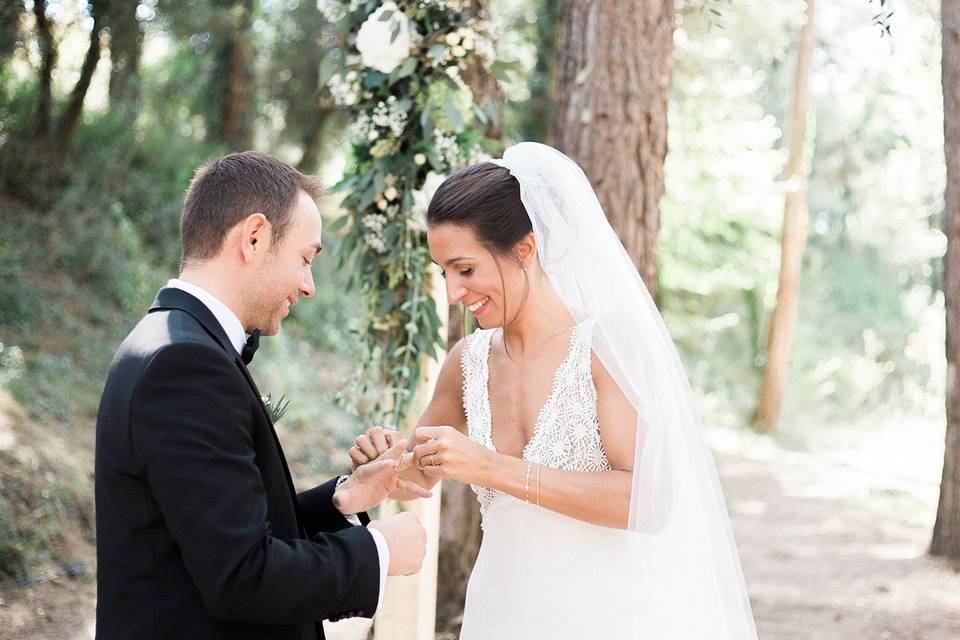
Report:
130,342,380,624
298,478,371,537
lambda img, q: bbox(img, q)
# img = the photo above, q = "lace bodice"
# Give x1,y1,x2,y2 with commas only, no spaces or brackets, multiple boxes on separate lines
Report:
460,319,611,522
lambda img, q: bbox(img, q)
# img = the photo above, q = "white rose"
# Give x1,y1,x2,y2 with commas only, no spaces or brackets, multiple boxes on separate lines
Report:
356,2,414,74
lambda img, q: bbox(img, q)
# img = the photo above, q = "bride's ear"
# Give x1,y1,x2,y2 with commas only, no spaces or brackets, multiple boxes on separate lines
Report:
514,231,537,268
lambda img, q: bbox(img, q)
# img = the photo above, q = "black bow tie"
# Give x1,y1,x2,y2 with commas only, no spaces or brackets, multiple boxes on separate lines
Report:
241,329,261,365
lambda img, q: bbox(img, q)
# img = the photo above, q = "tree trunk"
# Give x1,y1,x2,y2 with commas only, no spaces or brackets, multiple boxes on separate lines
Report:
297,106,335,174
0,0,22,67
33,0,55,144
551,0,673,297
461,0,503,141
932,0,960,561
293,0,333,173
214,0,255,150
107,0,143,114
52,1,105,169
520,0,562,144
753,0,816,433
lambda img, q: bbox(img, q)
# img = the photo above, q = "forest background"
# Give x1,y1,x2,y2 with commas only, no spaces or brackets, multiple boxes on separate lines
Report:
0,0,957,638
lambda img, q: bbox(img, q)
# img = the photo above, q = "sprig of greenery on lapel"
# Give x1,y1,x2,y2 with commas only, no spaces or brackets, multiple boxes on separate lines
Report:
261,393,290,423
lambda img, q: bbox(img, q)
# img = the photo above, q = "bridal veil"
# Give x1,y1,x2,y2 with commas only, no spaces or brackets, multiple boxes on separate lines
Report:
489,142,758,639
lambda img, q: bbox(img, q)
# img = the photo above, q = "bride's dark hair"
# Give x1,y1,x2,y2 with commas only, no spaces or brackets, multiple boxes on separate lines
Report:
426,162,534,330
426,162,532,251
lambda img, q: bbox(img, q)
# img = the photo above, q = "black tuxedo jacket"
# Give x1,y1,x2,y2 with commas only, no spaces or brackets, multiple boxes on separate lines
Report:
95,287,379,640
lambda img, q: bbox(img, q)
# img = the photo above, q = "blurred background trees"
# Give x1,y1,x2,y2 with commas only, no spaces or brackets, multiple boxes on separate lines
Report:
0,0,953,633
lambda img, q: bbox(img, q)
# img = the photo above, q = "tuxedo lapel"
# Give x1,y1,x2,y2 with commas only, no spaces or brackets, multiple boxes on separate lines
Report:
149,287,305,534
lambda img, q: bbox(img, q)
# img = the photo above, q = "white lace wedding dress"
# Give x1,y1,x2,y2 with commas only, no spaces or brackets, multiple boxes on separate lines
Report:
458,318,644,639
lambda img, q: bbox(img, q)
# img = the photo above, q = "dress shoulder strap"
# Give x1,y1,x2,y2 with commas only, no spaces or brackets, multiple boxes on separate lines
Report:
460,328,496,434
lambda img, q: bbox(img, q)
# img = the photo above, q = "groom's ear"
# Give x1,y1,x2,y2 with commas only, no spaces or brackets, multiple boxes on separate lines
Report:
239,213,271,262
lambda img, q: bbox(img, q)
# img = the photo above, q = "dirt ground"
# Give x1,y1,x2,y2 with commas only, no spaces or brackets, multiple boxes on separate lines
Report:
2,418,959,640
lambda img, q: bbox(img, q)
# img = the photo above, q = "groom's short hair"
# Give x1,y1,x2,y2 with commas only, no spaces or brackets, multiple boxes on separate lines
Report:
180,151,323,266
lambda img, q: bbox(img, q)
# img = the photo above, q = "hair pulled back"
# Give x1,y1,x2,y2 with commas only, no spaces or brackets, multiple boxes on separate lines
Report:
426,162,532,254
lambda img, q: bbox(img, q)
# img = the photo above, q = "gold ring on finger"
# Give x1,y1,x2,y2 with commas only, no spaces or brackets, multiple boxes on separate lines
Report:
432,454,438,466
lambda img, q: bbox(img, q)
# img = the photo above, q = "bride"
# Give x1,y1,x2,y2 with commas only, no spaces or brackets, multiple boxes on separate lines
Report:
349,142,758,639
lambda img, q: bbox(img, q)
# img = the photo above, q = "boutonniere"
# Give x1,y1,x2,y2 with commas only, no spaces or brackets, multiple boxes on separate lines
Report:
261,393,290,423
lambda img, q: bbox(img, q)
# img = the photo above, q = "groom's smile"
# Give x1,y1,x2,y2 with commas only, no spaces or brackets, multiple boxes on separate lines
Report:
253,190,323,336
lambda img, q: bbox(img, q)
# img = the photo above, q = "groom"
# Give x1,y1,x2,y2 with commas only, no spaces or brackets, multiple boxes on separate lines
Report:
95,151,427,639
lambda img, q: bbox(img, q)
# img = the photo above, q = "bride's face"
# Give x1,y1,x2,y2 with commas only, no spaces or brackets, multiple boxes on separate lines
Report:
427,222,530,329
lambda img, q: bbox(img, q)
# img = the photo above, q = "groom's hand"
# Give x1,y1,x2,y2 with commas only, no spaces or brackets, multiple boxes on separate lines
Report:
334,440,432,515
369,512,427,576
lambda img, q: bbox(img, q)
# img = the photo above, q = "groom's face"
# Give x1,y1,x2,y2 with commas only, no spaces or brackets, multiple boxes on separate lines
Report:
248,190,322,335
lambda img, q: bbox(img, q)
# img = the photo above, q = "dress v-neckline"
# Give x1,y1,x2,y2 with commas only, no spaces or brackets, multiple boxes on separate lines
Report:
483,322,582,459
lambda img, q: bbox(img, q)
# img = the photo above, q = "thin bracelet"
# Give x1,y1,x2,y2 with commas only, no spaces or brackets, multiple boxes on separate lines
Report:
523,461,532,503
535,462,541,506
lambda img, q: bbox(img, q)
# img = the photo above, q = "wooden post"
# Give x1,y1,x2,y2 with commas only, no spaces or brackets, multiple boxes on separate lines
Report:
373,267,447,640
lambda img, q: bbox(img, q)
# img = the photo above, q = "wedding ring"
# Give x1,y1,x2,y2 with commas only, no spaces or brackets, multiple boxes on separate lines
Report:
431,454,438,467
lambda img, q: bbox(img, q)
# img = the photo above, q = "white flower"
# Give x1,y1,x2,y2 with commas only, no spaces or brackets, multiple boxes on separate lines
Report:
318,0,345,23
414,153,427,165
433,129,464,168
409,171,447,232
370,95,408,138
328,73,359,107
356,1,414,74
384,186,399,201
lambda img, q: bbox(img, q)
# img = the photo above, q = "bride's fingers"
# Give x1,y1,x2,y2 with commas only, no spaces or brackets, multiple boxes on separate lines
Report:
397,478,433,498
384,430,402,449
368,426,388,453
412,442,440,468
420,462,444,477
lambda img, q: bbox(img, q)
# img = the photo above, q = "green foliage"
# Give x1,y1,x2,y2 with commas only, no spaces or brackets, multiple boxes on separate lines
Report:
655,0,944,426
326,0,499,424
0,453,89,580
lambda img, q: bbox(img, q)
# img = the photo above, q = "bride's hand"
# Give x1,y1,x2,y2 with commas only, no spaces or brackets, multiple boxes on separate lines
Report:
349,425,401,470
412,426,494,485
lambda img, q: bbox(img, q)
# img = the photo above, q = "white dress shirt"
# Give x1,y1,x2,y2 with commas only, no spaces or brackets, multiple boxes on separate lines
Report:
167,279,389,612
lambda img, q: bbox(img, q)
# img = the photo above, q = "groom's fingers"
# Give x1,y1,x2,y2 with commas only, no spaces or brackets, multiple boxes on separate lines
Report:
378,439,409,462
396,451,416,472
397,478,433,498
356,458,397,483
355,434,379,460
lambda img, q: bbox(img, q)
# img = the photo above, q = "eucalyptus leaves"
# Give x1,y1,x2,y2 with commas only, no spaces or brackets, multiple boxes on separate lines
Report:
323,0,498,424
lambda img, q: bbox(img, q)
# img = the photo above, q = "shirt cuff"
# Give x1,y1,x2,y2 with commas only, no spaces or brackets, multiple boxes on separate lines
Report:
365,526,390,611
